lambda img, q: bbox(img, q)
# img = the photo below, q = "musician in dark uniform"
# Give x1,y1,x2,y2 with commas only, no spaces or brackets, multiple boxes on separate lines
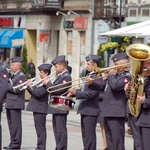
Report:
4,57,26,150
45,55,72,150
26,63,52,150
126,106,143,150
136,59,150,150
87,53,131,150
67,54,106,150
0,51,9,150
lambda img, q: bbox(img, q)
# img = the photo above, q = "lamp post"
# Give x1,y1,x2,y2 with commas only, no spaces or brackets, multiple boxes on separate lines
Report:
119,0,122,28
90,0,95,54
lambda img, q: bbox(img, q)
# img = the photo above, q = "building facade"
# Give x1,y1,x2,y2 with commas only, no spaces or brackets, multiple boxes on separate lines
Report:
0,0,150,80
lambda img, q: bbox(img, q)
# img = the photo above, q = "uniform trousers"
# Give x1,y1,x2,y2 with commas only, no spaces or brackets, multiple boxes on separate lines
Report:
81,115,98,150
33,112,47,150
6,109,22,148
140,127,150,150
104,117,125,150
52,114,67,150
128,114,143,150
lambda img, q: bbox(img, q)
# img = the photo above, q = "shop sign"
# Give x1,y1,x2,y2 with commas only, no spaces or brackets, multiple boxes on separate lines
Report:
74,17,88,30
32,0,64,9
12,39,24,47
45,0,64,8
0,17,13,27
67,40,72,55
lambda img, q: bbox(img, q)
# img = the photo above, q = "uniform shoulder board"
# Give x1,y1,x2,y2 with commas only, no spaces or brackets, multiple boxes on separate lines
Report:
19,72,25,76
124,72,131,77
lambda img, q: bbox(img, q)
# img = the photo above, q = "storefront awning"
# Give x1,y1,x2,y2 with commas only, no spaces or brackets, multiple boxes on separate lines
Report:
98,20,150,38
0,29,23,48
0,30,9,42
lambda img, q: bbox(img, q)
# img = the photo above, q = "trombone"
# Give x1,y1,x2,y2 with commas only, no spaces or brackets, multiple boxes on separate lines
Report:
47,62,131,93
94,62,131,75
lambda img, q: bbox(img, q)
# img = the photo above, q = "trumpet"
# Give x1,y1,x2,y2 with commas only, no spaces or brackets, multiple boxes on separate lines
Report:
13,77,36,92
25,71,56,90
29,75,55,89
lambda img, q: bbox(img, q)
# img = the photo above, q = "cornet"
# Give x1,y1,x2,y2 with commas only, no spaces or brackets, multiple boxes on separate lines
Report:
27,72,56,90
13,77,36,92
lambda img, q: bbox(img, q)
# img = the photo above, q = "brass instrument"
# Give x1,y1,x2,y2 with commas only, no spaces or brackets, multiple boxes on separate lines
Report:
94,63,131,76
13,77,36,92
126,43,150,117
24,71,56,90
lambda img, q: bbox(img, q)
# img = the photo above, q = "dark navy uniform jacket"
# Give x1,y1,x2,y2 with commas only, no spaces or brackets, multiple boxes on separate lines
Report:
137,76,150,127
90,71,130,117
47,70,72,114
76,72,105,116
26,83,49,114
0,63,8,111
5,70,26,110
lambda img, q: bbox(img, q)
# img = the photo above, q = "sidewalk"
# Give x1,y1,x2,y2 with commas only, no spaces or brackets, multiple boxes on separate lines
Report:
2,102,133,150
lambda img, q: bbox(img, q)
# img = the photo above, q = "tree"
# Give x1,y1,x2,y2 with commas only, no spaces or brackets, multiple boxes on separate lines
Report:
21,44,29,78
97,44,105,68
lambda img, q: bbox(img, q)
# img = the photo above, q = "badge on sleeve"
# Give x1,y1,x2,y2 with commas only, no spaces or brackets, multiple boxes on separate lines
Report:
63,80,67,84
124,78,128,83
19,80,23,84
3,74,7,78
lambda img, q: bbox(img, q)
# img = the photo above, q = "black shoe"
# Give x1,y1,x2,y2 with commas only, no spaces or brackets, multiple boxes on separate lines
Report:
3,145,20,149
3,145,12,149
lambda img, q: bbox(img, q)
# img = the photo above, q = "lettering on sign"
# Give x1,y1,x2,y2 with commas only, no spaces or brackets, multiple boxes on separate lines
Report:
0,18,13,27
74,18,88,30
12,39,24,47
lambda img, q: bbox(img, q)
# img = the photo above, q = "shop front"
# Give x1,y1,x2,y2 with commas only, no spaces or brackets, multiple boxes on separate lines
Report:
0,15,26,61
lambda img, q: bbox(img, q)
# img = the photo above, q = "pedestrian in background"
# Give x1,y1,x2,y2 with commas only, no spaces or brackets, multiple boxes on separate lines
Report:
28,58,36,78
26,63,52,150
4,57,26,150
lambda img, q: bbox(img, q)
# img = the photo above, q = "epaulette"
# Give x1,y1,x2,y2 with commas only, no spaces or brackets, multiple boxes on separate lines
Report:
19,72,25,76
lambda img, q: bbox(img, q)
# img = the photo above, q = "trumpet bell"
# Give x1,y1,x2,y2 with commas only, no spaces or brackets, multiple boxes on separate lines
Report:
126,44,150,61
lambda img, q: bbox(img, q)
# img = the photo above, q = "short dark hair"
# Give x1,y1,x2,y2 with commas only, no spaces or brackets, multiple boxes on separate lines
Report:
43,69,51,75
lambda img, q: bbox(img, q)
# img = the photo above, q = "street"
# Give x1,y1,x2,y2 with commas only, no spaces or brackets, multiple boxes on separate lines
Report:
2,102,134,150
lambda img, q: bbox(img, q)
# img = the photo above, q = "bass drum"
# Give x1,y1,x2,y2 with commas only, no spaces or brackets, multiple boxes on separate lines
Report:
49,96,75,111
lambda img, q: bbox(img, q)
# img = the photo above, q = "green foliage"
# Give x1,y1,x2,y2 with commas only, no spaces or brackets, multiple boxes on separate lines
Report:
21,44,30,78
97,44,105,68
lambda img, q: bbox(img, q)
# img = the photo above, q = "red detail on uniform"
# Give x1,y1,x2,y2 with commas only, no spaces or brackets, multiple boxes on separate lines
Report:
19,80,23,84
63,80,66,84
3,74,7,78
124,78,128,83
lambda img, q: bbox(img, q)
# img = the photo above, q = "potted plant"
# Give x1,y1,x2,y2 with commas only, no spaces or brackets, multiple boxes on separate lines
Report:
100,42,119,54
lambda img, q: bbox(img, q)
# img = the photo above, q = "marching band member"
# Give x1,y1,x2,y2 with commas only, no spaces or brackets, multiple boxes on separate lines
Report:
136,59,150,150
26,63,52,150
67,54,105,150
44,55,72,150
4,57,26,150
0,50,9,150
126,103,143,150
87,53,131,150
